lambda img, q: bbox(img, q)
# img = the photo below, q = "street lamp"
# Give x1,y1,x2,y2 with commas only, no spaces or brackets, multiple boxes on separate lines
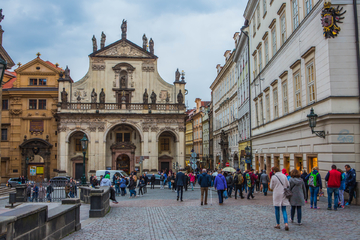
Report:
0,58,7,85
25,157,29,181
306,108,325,138
80,134,88,185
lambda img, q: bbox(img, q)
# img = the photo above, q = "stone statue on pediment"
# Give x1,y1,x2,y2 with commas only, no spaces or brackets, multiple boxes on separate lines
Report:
101,31,106,49
143,89,148,104
92,35,97,52
149,38,154,54
175,68,180,82
91,88,97,103
142,34,147,50
150,90,156,104
121,19,127,39
61,88,68,103
177,90,183,104
99,88,105,103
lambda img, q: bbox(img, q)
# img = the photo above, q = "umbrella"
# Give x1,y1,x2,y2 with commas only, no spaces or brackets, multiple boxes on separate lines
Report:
222,167,236,173
212,172,218,176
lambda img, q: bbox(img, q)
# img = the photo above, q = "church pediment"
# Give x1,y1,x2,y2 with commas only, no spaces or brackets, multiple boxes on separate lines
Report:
90,39,157,59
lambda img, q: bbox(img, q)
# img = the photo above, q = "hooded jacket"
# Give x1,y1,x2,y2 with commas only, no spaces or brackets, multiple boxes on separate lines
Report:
345,168,356,187
100,177,112,187
214,174,227,190
289,177,306,206
198,172,211,187
305,170,323,189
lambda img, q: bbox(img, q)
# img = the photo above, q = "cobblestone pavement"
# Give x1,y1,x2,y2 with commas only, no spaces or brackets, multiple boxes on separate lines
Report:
64,188,360,240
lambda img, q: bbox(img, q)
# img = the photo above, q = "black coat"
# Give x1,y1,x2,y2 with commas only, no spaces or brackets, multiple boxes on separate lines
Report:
151,175,156,183
175,172,186,186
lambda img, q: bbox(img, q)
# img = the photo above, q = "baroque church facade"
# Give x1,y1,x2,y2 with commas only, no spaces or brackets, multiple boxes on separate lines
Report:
56,21,186,179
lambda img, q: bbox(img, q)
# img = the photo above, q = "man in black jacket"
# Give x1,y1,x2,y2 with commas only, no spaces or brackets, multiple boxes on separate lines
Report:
143,173,148,194
234,169,245,199
150,174,156,189
184,173,189,191
175,170,185,201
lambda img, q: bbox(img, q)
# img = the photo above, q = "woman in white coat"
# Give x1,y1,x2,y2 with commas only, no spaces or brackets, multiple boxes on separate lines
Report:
270,166,290,231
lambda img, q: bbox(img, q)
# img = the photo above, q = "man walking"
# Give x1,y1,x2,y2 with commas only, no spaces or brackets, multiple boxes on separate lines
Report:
160,173,165,189
175,170,185,201
325,165,342,210
344,164,357,206
225,172,234,198
184,173,189,191
234,169,245,199
260,170,270,196
151,174,155,189
143,173,148,194
198,169,211,205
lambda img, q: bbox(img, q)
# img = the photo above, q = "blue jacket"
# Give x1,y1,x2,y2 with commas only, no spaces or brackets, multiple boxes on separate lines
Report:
175,172,186,186
339,173,346,190
214,174,227,190
305,170,323,189
345,168,356,187
120,178,127,188
198,172,211,187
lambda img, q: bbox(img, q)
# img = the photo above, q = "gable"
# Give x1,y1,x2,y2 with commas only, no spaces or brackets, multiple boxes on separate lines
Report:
15,58,60,75
90,39,157,59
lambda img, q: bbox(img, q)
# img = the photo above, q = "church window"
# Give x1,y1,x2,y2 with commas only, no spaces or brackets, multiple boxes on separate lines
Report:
29,99,37,109
39,100,46,109
161,138,170,151
75,139,82,152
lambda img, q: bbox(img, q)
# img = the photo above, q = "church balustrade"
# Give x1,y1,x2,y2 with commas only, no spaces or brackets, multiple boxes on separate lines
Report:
60,102,185,111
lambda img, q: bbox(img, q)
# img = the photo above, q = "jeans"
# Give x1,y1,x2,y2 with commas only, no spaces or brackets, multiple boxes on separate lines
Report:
160,181,164,189
327,187,339,209
345,186,355,204
144,185,147,194
217,190,224,203
46,193,51,202
201,187,208,204
190,182,194,190
243,184,247,193
234,185,244,199
309,186,320,207
247,186,254,199
130,189,136,197
151,182,155,189
275,206,288,225
262,183,268,196
32,193,38,202
28,196,32,202
177,186,183,200
138,187,143,195
168,181,172,189
291,206,302,223
255,182,260,191
121,188,126,196
115,185,120,195
227,186,233,197
339,189,344,206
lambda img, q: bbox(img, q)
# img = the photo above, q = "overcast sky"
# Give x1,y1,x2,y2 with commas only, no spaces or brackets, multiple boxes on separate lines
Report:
1,0,246,108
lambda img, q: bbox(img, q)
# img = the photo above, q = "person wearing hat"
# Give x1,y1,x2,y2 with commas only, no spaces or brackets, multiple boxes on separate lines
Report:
234,168,245,199
100,172,118,204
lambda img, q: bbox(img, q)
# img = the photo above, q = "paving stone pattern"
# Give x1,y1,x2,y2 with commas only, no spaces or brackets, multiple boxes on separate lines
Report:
64,188,360,240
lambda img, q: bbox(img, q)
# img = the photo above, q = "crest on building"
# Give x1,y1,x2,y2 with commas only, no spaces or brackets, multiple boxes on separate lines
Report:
321,2,346,39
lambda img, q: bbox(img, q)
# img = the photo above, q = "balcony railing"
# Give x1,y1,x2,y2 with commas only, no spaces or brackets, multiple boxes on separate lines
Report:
60,102,185,111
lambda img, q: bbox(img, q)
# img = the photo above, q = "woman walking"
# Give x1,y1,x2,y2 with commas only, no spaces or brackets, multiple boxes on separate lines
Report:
189,172,195,191
120,176,127,196
289,169,306,225
270,166,290,231
338,169,346,208
305,167,323,209
214,170,227,205
128,175,137,198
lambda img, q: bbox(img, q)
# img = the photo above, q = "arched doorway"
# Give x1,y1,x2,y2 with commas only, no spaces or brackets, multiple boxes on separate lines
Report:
158,130,177,172
68,131,89,180
117,154,130,174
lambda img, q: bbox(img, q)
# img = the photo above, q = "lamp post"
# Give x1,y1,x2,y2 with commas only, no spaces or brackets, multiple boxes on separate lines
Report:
306,108,325,138
80,134,88,185
25,157,29,181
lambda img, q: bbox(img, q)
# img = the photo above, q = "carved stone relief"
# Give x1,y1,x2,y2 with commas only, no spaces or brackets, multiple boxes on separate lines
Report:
10,109,22,115
92,64,105,71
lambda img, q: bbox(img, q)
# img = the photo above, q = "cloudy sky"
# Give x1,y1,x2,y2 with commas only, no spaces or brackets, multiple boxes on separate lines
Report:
1,0,246,108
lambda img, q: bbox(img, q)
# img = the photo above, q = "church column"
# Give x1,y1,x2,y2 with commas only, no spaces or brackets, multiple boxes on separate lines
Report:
58,130,68,176
98,130,106,170
178,131,185,169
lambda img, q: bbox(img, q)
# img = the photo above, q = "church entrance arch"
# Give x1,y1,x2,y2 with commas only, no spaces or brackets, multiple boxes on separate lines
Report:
116,154,131,174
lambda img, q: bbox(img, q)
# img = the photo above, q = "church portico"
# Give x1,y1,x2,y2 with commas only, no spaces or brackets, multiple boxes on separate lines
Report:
56,19,186,179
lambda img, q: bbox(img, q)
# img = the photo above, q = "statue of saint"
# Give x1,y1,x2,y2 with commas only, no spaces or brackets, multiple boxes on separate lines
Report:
92,35,97,52
175,68,180,81
61,88,68,103
142,34,148,50
166,93,170,103
150,90,157,104
99,88,105,103
143,89,148,104
91,88,97,103
149,38,154,54
100,31,106,49
177,90,183,104
121,19,127,39
120,76,126,88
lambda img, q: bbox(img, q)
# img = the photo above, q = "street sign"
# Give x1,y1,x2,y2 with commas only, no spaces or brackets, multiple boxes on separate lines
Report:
225,162,230,167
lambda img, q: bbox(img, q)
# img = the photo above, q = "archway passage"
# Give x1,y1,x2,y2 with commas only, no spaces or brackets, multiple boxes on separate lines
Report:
117,154,130,174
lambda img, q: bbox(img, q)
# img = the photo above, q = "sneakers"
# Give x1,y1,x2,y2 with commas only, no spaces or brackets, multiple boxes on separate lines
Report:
310,206,313,209
314,206,319,209
345,202,350,206
327,208,332,210
305,200,308,203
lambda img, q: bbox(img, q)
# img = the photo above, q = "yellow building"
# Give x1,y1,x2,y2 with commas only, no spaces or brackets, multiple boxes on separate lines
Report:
1,54,62,182
185,109,195,169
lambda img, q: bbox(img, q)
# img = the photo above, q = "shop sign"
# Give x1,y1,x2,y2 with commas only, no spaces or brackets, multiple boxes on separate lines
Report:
36,166,44,175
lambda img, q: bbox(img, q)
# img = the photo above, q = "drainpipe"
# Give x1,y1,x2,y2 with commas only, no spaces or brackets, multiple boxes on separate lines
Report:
353,0,360,111
241,23,252,169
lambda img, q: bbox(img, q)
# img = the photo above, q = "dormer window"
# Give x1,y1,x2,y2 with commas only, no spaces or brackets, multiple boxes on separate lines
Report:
29,78,47,86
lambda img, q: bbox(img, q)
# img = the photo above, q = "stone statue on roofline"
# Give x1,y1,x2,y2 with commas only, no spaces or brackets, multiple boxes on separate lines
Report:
92,35,97,52
91,88,97,103
150,90,156,104
143,89,149,104
121,19,127,39
99,88,105,103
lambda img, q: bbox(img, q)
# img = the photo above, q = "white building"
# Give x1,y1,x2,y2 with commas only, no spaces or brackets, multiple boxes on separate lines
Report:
245,0,360,198
210,38,239,169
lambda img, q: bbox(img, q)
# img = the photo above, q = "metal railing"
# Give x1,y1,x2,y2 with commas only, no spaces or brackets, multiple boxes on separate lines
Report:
60,102,185,111
25,181,79,202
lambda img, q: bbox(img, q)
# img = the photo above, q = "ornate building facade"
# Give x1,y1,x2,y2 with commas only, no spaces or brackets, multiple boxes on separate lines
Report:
56,22,186,179
1,55,61,182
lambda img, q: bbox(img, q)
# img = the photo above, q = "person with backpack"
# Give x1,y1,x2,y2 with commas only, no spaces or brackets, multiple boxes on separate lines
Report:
260,170,270,196
100,172,118,204
344,164,357,206
270,166,290,231
305,167,323,209
289,169,306,225
214,170,227,205
325,165,342,210
225,172,234,198
234,169,245,199
246,169,257,199
128,175,137,198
